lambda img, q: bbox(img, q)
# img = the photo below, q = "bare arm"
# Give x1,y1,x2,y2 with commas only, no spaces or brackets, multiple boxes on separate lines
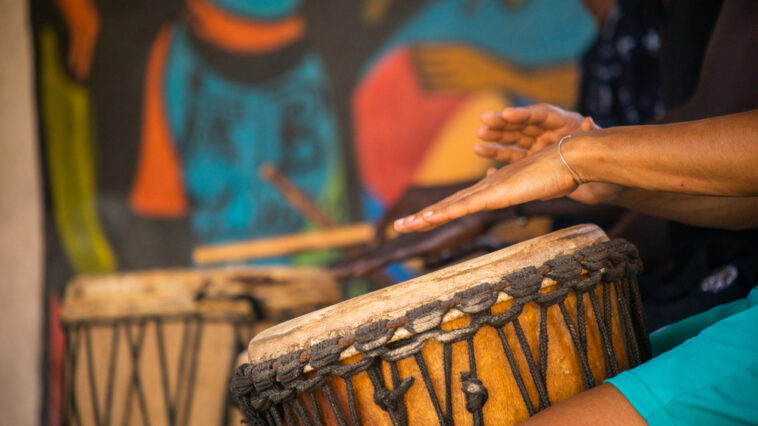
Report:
610,191,758,230
519,384,646,426
395,110,758,233
564,110,758,197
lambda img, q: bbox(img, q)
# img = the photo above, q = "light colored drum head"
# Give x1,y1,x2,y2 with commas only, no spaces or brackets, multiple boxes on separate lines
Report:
61,267,341,322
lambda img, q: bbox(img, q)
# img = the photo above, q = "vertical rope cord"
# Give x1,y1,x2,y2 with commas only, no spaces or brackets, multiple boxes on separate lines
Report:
462,336,487,426
122,320,150,426
83,326,103,426
627,278,651,361
179,316,204,426
307,391,324,426
575,292,588,372
557,302,594,389
389,361,409,425
538,305,550,407
62,324,81,426
413,351,447,424
588,290,619,377
496,327,535,416
155,318,176,425
443,343,454,426
323,380,348,426
292,397,314,426
614,281,642,367
283,401,295,426
173,317,193,424
343,377,360,426
269,406,284,426
512,319,550,409
103,321,121,426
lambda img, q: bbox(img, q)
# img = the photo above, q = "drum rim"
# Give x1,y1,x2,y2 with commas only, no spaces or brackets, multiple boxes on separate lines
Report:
60,266,338,322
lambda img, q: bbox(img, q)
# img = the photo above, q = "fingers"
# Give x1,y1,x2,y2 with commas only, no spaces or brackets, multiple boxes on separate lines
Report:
499,106,533,124
395,181,494,233
479,104,567,147
474,143,528,163
480,111,507,128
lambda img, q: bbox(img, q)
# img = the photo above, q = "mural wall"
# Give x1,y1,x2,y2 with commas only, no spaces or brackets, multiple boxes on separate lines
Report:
31,0,595,422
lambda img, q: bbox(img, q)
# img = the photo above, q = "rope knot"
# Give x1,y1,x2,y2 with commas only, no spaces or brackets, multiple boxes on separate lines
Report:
503,267,543,298
356,319,395,352
373,377,415,411
309,337,344,369
460,372,489,413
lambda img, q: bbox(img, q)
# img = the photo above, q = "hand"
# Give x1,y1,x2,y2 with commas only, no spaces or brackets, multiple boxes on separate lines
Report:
55,0,100,81
474,103,598,163
395,144,579,233
375,182,476,240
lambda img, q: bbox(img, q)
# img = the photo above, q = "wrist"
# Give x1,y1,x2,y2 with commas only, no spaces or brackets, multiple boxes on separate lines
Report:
561,132,604,184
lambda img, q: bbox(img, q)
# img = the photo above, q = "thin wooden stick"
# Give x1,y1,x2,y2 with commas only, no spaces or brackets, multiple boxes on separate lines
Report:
259,163,335,228
193,223,375,265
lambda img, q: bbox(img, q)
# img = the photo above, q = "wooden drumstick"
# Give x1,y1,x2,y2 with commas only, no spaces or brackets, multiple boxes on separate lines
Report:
259,163,335,228
192,223,375,264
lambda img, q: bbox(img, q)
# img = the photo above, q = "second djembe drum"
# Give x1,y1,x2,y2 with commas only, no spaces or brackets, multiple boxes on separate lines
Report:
60,267,341,426
232,224,650,425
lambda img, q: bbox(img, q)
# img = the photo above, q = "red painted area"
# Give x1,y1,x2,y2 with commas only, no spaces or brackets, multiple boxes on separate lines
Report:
46,297,64,426
353,47,465,204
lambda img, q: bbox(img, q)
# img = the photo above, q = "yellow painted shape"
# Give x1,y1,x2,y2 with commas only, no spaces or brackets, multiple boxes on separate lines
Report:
362,0,394,24
40,27,116,273
412,91,505,186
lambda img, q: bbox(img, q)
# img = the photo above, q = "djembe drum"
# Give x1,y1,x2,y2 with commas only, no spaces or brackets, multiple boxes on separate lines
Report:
232,225,650,425
60,267,341,426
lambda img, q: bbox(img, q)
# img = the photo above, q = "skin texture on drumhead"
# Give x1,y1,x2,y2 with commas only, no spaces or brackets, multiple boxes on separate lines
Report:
249,224,607,363
61,267,340,321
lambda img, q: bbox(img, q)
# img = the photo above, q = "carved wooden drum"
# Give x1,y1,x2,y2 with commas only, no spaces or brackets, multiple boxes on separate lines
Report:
232,225,650,425
60,267,341,426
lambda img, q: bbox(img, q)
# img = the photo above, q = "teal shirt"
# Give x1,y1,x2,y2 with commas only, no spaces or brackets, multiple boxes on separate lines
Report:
607,287,758,425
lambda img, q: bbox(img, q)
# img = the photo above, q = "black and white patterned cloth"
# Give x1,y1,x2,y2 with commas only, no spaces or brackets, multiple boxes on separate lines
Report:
578,0,664,128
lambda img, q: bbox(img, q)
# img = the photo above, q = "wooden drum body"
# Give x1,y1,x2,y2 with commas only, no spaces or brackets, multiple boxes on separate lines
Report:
233,225,650,425
61,267,341,426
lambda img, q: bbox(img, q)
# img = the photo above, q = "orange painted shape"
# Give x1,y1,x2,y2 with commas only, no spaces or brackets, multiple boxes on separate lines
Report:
412,90,505,186
187,0,306,54
129,25,189,218
353,47,465,204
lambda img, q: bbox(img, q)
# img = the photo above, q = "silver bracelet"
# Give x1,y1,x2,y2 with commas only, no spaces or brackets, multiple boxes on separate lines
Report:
558,135,584,185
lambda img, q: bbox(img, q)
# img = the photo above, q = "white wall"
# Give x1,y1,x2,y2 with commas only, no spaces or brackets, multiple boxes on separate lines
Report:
0,0,44,423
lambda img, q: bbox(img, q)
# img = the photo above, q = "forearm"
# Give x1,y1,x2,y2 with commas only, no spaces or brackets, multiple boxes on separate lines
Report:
566,109,758,196
610,190,758,230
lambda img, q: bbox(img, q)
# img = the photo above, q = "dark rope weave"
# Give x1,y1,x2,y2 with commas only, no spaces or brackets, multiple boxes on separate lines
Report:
232,239,650,425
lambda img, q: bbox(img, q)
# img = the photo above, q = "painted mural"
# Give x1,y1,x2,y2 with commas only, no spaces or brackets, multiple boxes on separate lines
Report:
32,0,595,422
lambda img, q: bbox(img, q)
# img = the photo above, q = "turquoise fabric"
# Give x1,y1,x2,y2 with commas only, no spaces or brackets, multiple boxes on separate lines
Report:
607,287,758,425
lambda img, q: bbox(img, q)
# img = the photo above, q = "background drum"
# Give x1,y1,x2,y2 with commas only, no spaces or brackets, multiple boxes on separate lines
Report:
61,267,341,426
233,224,650,425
